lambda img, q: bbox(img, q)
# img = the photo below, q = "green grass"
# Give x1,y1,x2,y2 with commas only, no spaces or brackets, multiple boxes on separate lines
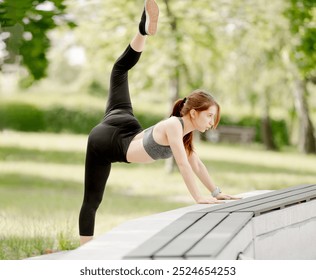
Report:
0,130,315,260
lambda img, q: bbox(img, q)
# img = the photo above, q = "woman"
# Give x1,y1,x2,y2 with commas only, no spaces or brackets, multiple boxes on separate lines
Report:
79,0,237,245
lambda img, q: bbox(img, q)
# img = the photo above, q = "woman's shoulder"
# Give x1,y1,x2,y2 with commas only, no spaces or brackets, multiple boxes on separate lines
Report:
155,117,183,135
160,116,182,126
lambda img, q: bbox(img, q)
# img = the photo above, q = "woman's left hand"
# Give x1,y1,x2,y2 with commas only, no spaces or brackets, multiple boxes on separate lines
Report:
215,193,241,200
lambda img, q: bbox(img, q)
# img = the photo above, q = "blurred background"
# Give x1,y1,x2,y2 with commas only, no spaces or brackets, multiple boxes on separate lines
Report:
0,0,315,259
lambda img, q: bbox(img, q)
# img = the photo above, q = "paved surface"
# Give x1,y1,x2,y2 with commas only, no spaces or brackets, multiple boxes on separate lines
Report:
28,191,269,260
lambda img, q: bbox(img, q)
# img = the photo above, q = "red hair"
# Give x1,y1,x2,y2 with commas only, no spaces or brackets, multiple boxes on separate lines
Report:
170,89,221,155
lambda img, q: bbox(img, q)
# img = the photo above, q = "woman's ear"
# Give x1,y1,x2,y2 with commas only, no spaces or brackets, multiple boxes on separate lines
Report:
190,109,196,119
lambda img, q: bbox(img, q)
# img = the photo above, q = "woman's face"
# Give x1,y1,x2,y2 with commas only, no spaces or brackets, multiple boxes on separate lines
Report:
194,105,218,133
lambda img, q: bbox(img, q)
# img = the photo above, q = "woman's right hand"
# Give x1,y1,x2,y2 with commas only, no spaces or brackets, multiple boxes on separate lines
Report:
196,196,225,204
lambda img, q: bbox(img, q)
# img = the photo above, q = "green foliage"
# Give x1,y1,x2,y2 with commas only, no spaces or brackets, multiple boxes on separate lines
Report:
57,232,79,251
0,236,55,260
87,80,106,97
0,101,163,134
44,106,102,133
285,0,316,80
219,115,289,148
0,102,45,131
135,111,162,129
0,100,289,147
270,119,290,148
1,0,311,151
0,0,75,83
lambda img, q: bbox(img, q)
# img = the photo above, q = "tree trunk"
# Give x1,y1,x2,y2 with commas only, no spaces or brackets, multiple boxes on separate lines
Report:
261,115,277,151
293,79,316,154
261,92,278,151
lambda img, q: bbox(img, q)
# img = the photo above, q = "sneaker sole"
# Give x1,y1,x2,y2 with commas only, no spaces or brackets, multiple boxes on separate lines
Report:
145,0,159,35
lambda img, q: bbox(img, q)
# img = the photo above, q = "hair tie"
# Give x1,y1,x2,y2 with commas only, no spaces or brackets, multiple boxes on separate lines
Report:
182,97,187,105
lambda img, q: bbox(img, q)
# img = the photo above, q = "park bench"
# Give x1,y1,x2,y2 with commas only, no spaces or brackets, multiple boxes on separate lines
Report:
124,183,316,260
206,125,256,144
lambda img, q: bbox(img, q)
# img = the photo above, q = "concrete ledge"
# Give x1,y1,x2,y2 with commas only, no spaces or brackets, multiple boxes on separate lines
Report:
31,188,316,260
28,191,268,260
61,204,221,260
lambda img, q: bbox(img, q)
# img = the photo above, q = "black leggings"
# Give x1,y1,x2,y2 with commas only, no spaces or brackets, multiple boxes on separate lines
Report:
79,45,143,236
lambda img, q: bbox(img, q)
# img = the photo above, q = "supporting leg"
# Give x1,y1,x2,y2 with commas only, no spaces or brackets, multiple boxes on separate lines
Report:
80,235,93,246
79,143,112,245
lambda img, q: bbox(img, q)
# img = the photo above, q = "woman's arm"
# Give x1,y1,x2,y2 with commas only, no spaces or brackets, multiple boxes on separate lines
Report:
188,151,240,200
188,151,217,193
165,118,222,204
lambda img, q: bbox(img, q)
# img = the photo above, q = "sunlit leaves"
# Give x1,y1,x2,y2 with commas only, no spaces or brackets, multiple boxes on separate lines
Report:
0,0,75,84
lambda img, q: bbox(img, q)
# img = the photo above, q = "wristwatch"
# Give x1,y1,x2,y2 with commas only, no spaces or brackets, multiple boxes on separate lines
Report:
211,186,222,197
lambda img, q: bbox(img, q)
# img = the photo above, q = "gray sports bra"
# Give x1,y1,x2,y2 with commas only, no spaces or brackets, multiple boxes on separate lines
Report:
143,117,184,160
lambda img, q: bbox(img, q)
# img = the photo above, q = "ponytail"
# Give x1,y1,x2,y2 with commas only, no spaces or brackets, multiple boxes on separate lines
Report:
170,98,186,117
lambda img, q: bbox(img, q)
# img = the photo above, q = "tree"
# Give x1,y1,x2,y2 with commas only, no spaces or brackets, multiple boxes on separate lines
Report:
284,0,316,153
0,0,75,86
29,0,312,154
210,0,291,150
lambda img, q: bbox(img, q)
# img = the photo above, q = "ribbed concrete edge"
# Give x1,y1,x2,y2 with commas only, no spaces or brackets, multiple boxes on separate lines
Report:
27,191,270,260
249,199,316,259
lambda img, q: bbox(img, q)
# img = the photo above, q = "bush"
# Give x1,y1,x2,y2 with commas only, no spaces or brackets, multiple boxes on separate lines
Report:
218,115,289,147
136,112,162,129
0,101,162,134
44,106,102,134
0,101,289,147
0,102,45,132
270,119,289,147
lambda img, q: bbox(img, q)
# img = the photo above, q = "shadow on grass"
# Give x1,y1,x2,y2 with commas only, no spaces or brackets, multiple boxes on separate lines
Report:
202,158,316,177
0,173,189,215
0,146,85,164
2,146,316,177
0,173,82,190
0,146,164,169
103,188,190,216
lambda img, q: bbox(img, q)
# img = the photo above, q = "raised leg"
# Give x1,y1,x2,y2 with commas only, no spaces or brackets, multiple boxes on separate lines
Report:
130,32,147,52
105,0,159,114
104,44,143,114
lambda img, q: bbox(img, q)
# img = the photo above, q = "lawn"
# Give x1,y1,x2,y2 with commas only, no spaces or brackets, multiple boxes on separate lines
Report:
0,130,315,259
